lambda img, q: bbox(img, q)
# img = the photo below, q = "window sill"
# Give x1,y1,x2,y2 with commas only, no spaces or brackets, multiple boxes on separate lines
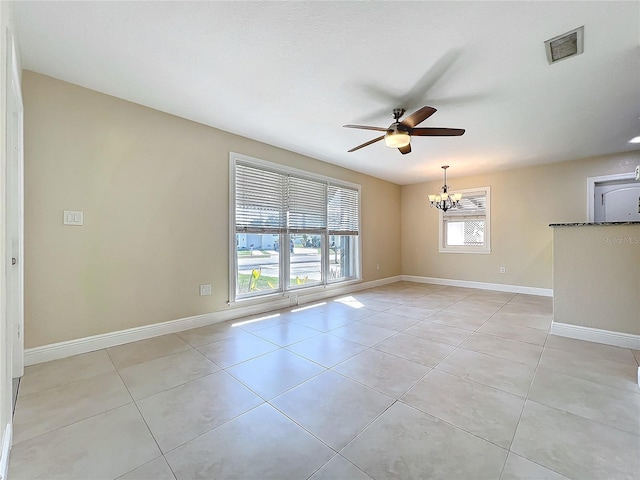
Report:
439,247,491,254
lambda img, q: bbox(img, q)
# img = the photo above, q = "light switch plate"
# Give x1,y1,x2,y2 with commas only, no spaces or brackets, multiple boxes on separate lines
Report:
63,210,83,226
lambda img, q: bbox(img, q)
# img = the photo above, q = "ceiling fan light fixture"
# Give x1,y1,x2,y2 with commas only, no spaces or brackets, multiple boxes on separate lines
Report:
384,126,410,148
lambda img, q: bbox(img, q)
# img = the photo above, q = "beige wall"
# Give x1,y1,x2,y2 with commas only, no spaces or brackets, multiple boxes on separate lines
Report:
401,151,640,289
23,71,401,348
553,224,640,335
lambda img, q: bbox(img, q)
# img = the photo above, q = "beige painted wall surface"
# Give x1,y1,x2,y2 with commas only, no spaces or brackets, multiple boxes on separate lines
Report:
553,224,640,335
401,151,640,289
23,71,401,348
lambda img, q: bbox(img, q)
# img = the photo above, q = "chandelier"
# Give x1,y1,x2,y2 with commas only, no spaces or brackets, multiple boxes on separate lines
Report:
429,165,462,212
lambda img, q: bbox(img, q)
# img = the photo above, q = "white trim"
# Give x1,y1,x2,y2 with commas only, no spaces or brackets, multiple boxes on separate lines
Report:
551,322,640,350
24,276,402,366
586,172,637,222
0,423,11,480
402,275,553,297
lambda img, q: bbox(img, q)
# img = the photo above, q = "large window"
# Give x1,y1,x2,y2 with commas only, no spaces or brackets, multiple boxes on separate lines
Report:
231,153,360,301
439,187,491,254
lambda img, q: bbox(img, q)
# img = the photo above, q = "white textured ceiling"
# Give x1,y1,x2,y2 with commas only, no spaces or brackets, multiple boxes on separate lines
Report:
11,1,640,184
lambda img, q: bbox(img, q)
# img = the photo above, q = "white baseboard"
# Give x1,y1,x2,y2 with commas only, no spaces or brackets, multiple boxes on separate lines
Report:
402,275,553,297
24,276,402,366
0,423,11,480
551,322,640,350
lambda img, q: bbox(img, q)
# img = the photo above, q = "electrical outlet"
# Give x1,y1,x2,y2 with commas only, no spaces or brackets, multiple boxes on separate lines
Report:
199,284,212,296
635,165,639,181
376,263,380,270
499,266,506,274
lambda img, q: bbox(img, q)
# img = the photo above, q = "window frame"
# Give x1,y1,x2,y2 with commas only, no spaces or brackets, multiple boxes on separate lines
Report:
438,186,491,254
229,152,361,303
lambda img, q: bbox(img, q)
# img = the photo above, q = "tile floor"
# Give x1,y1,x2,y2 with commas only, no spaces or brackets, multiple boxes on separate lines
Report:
8,281,640,480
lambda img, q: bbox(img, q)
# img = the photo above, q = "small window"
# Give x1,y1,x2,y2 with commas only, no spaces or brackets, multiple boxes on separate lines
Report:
439,187,491,254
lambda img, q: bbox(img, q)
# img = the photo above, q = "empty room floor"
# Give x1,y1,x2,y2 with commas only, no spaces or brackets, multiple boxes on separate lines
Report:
8,281,640,480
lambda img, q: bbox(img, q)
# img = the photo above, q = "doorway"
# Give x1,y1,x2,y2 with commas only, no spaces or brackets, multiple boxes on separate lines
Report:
587,172,640,222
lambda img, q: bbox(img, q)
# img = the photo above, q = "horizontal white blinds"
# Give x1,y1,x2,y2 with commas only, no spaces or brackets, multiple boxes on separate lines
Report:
235,162,286,233
328,185,359,235
287,175,327,233
444,192,487,219
235,159,359,235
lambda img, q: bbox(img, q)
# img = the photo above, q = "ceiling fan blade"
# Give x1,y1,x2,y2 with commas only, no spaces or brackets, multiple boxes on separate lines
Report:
410,127,465,136
400,106,437,128
347,135,385,152
398,144,411,155
343,124,387,132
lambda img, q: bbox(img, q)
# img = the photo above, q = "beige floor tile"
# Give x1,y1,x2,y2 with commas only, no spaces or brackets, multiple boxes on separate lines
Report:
357,311,422,331
404,320,473,346
545,334,638,366
271,371,394,449
176,321,242,347
468,290,515,303
251,321,321,346
431,287,476,300
196,330,279,367
460,332,543,366
436,348,536,397
500,453,569,480
117,456,176,480
528,366,640,435
107,334,193,370
385,304,436,320
341,402,508,479
119,349,219,400
490,311,552,332
13,370,132,444
329,322,397,347
286,333,366,367
165,404,333,480
335,305,378,321
374,332,455,367
401,369,525,449
333,349,429,398
289,310,357,331
18,350,115,397
539,347,639,393
231,311,290,331
352,297,401,312
511,401,640,479
8,404,160,480
226,348,324,399
478,318,548,345
426,310,488,330
310,455,373,480
508,294,553,311
444,298,505,318
406,295,458,310
137,371,263,452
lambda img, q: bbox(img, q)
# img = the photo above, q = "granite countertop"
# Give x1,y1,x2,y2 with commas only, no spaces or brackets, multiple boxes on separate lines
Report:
549,221,640,227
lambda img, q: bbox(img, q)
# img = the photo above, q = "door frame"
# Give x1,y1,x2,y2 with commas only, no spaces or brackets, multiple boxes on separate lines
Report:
6,29,24,378
586,172,637,222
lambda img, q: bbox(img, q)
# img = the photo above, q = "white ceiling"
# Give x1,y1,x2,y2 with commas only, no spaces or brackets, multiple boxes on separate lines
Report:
11,1,640,185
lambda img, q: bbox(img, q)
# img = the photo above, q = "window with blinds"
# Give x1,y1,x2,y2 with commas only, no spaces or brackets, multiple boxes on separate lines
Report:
439,187,491,254
234,161,360,236
231,154,361,301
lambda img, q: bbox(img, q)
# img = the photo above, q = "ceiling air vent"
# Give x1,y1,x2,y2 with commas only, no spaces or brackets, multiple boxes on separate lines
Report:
544,26,584,64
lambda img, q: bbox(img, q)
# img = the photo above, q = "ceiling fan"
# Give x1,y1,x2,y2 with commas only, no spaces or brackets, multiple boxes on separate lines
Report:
344,106,465,155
